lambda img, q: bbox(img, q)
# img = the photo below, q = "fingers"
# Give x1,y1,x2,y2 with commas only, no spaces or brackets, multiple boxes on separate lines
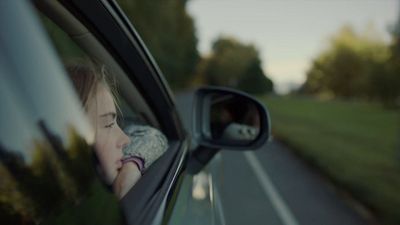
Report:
113,163,141,199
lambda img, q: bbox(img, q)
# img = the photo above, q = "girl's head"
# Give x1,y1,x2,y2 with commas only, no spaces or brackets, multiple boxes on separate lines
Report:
67,64,130,185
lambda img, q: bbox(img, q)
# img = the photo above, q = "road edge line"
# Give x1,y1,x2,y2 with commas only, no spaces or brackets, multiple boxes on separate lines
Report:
244,151,300,225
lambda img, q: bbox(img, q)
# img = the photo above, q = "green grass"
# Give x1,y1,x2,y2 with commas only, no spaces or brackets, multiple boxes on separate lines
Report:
260,95,400,225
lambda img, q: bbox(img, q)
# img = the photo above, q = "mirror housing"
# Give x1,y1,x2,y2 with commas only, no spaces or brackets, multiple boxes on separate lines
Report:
187,86,271,174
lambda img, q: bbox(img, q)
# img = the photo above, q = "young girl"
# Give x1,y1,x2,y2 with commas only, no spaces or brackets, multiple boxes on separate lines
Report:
66,63,167,199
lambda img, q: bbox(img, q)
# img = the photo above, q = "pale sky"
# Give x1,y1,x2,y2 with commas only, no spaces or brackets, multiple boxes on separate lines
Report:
187,0,398,94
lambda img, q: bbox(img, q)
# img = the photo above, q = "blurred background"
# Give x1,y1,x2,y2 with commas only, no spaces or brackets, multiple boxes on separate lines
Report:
49,0,400,224
116,1,400,224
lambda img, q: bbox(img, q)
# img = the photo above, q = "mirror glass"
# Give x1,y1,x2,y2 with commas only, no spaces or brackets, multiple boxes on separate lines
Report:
207,94,261,144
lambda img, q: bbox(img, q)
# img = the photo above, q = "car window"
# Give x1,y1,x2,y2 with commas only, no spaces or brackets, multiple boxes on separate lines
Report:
0,48,124,225
0,1,125,225
39,14,149,127
0,1,177,225
0,1,186,224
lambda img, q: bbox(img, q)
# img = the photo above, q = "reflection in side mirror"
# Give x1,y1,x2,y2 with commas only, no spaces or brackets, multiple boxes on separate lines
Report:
207,94,261,144
188,86,271,174
194,86,270,151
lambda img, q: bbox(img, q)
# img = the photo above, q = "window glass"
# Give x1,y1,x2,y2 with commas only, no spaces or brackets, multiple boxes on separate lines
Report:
0,5,124,225
1,1,175,224
39,15,87,60
0,49,125,225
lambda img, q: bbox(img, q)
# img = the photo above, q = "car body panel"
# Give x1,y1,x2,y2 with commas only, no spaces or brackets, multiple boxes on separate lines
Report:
167,153,225,225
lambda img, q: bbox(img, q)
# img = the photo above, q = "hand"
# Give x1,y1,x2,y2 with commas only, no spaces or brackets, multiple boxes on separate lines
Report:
113,162,141,199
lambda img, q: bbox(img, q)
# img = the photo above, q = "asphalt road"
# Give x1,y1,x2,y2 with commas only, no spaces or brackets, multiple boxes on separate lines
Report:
175,92,369,225
215,139,369,225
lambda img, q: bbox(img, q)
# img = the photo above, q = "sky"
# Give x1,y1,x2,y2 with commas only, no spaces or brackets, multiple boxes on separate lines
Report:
187,0,398,94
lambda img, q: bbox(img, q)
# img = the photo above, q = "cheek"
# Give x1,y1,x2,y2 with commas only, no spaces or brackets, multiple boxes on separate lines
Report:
94,129,122,161
94,130,122,183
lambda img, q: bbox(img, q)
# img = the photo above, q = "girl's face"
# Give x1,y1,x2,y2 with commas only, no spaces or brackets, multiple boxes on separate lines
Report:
87,84,130,184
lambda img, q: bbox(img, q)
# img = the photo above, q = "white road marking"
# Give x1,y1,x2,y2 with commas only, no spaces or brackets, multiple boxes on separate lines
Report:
244,151,300,225
213,178,227,225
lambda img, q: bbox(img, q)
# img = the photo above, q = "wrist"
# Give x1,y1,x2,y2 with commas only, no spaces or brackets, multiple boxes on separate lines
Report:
122,156,144,174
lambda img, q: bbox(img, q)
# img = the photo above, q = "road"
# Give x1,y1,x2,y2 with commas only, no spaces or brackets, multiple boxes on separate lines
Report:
175,92,369,225
215,139,369,225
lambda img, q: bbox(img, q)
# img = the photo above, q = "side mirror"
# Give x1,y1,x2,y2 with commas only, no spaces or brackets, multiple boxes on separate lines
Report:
188,86,271,174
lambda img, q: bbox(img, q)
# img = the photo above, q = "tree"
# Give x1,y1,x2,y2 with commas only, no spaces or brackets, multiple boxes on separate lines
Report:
237,60,274,94
117,0,199,90
302,25,398,104
198,36,274,94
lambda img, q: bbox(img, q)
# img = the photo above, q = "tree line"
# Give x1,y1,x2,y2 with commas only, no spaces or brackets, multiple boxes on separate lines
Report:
300,24,400,106
117,0,274,94
43,0,274,94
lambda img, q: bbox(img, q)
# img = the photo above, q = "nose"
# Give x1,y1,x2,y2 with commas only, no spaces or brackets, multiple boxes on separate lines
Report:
117,126,131,149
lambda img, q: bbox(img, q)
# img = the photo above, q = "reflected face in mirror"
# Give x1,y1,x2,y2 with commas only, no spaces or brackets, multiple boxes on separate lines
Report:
209,94,260,143
87,84,131,184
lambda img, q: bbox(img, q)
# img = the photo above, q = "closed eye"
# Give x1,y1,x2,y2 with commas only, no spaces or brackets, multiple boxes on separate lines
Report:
105,122,115,128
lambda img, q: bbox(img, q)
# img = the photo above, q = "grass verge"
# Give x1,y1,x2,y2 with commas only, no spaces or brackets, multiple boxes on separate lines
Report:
260,95,400,225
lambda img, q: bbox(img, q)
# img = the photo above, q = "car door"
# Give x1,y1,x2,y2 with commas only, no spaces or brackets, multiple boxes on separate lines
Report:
0,0,191,225
1,1,270,225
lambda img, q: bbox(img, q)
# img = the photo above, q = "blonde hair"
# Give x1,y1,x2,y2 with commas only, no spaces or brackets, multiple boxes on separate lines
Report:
66,63,117,104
